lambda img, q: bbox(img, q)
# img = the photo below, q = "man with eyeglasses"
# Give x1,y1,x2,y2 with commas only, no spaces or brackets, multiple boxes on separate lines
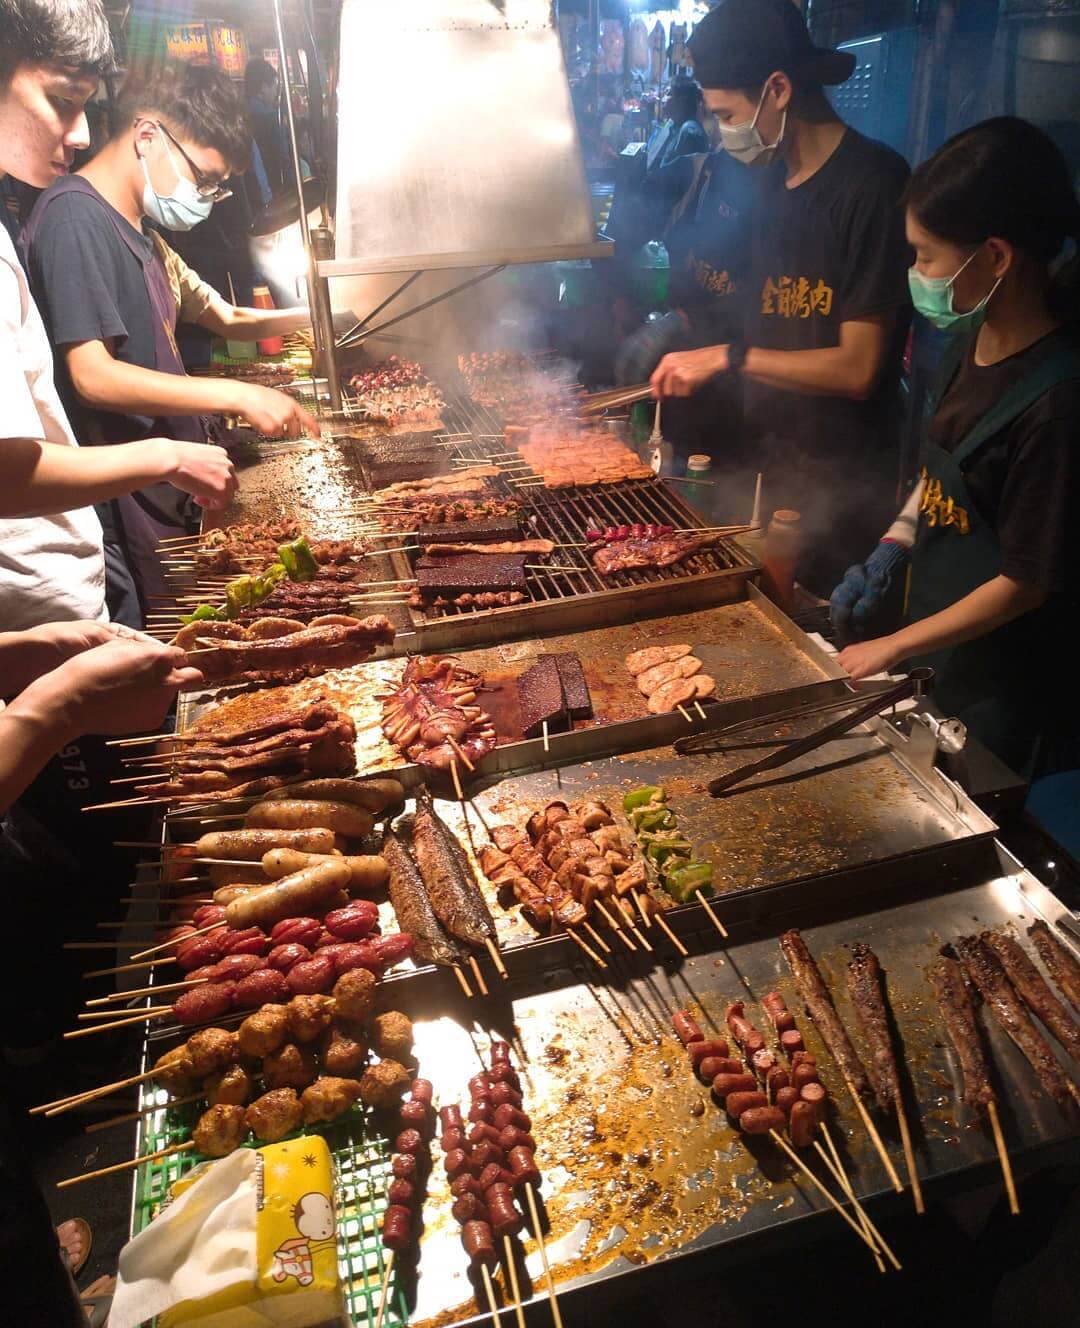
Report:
22,63,318,624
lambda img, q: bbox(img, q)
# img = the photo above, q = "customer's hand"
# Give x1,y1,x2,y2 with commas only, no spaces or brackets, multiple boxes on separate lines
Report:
159,441,238,509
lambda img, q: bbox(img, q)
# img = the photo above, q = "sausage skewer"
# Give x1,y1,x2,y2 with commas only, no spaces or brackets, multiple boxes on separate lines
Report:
378,1077,436,1327
845,943,925,1215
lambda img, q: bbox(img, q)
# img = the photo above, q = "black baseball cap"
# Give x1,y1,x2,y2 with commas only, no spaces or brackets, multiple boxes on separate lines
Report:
688,0,855,90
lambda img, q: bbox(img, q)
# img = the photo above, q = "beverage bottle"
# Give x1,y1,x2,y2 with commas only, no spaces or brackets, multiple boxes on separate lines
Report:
253,285,285,355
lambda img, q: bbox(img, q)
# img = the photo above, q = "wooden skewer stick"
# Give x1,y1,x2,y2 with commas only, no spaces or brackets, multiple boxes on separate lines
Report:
841,1075,903,1193
820,1123,902,1271
468,954,490,998
986,1100,1020,1216
83,795,158,811
813,1136,885,1272
452,964,475,999
77,1005,172,1021
447,735,475,773
480,1262,503,1328
83,957,173,979
449,759,465,804
566,928,606,969
677,705,693,724
695,890,729,939
485,937,509,980
32,1068,157,1116
56,1140,193,1189
130,921,220,961
374,1249,395,1328
614,900,652,952
768,1130,879,1253
86,1091,203,1134
694,702,707,720
541,720,550,755
894,1095,925,1215
502,1234,527,1328
523,1183,563,1328
595,901,636,951
86,978,201,1005
631,890,652,928
582,920,612,955
652,910,688,956
64,1008,165,1039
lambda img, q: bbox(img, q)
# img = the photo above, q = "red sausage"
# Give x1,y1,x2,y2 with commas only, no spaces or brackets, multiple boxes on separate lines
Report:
193,905,227,929
752,1048,777,1079
373,933,414,965
488,1191,523,1238
286,954,336,995
450,1175,484,1200
725,1001,765,1055
269,917,322,948
792,1063,820,1091
223,926,268,956
468,1075,491,1098
688,1039,731,1069
774,1086,800,1116
489,1041,512,1065
399,1100,428,1129
799,1082,827,1117
173,981,236,1025
440,1129,467,1154
726,1090,768,1119
487,1064,520,1089
711,1072,756,1100
498,1127,536,1153
395,1128,423,1157
234,967,289,1007
790,1051,817,1073
489,1082,522,1108
507,1146,540,1189
410,1079,434,1106
468,1123,502,1147
471,1141,504,1171
388,1178,414,1207
468,1097,494,1123
381,1204,412,1251
209,953,265,982
331,942,384,976
176,932,228,971
780,1030,805,1056
461,1220,497,1269
185,965,218,984
444,1149,473,1179
673,1012,704,1046
452,1194,489,1225
739,1106,787,1135
766,1067,791,1098
266,942,311,972
392,1154,418,1180
324,901,379,940
440,1105,464,1131
789,1100,818,1147
492,1104,531,1132
476,1163,514,1192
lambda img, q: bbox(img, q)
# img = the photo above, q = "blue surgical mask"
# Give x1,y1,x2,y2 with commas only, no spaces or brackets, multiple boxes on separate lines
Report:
908,249,1002,332
718,83,786,167
140,128,215,232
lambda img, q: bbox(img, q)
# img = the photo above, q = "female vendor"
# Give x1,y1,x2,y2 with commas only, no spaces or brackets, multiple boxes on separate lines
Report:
831,117,1080,777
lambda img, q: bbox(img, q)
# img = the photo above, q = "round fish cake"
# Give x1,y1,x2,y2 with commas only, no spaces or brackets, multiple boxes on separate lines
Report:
691,675,716,699
637,655,702,696
625,643,693,677
647,677,698,714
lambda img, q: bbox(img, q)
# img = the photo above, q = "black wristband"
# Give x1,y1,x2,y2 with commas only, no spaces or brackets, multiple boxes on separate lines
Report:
726,341,748,376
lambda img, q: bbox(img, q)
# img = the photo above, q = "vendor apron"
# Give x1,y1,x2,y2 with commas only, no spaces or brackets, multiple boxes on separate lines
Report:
22,176,208,623
906,341,1080,777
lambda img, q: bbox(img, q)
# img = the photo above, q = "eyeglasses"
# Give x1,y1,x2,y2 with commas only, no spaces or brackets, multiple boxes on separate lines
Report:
155,121,233,203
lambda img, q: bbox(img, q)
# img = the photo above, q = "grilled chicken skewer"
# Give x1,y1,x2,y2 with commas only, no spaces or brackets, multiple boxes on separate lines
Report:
845,944,901,1111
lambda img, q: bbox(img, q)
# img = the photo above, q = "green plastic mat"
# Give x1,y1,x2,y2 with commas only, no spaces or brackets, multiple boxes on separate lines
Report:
133,1093,408,1327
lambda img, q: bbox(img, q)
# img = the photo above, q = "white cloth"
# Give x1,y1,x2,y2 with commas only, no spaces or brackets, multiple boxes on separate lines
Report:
0,223,105,629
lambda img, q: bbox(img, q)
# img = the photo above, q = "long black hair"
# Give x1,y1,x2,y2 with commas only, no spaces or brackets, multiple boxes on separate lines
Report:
904,117,1080,317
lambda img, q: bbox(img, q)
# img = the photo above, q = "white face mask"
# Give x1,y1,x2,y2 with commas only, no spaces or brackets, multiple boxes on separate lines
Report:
140,127,215,232
718,82,787,167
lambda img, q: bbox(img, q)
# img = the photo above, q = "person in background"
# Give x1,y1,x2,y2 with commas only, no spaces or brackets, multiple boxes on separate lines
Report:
644,76,710,180
244,55,286,206
651,0,912,589
22,63,316,624
831,118,1079,779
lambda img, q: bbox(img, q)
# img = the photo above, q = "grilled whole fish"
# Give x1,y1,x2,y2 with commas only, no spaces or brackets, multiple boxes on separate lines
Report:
780,928,871,1099
382,826,465,968
982,930,1080,1064
412,787,495,947
956,934,1079,1114
846,942,900,1111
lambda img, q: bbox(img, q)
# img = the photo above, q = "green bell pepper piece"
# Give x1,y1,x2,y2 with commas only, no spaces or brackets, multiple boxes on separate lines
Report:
179,603,224,626
622,785,665,814
224,576,255,617
278,536,318,582
646,837,693,866
667,862,714,901
630,806,674,833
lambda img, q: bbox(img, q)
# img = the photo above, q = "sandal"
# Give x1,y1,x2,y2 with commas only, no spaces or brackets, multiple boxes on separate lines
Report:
57,1218,93,1280
81,1274,115,1327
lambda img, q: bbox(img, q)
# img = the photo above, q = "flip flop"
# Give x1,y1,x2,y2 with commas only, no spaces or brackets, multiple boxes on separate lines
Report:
57,1218,93,1280
81,1274,115,1328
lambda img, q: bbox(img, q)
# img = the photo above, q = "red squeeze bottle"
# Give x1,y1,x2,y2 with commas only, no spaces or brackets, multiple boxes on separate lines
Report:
253,285,284,355
760,509,801,613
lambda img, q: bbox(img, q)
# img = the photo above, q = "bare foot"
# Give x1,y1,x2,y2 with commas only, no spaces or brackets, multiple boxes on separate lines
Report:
56,1218,91,1275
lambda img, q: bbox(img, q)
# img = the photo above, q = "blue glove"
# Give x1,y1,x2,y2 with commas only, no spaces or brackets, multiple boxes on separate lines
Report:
830,540,909,636
614,312,685,385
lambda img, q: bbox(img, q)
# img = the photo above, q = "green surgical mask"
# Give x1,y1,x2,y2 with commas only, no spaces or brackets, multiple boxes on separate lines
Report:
908,249,1002,333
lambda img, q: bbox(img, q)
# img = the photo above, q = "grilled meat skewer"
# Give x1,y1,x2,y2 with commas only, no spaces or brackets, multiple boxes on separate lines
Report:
955,935,1080,1114
928,955,995,1112
982,931,1080,1063
845,943,900,1111
1028,921,1080,1014
780,929,872,1099
382,827,467,969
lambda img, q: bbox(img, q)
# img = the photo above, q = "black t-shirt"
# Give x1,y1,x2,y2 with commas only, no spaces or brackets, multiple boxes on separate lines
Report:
667,150,752,347
743,128,912,458
929,327,1080,594
25,182,161,442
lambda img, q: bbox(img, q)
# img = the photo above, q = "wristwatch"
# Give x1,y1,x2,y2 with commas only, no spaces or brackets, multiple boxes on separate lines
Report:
726,341,748,376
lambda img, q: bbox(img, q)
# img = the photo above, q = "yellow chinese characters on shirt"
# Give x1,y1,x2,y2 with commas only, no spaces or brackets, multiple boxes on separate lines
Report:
760,275,834,319
690,255,737,297
918,468,971,535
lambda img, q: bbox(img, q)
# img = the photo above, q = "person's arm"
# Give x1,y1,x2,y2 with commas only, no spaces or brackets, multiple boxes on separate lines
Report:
650,313,894,399
837,575,1046,681
196,294,310,341
63,340,318,438
0,433,236,517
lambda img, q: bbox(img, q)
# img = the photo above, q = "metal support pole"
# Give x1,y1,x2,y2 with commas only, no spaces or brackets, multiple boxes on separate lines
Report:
271,0,341,411
344,266,507,347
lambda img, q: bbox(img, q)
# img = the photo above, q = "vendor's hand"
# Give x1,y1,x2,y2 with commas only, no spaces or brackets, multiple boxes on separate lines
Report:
829,540,910,637
43,637,203,736
232,383,320,440
160,441,238,510
615,312,687,385
651,344,728,397
837,636,903,682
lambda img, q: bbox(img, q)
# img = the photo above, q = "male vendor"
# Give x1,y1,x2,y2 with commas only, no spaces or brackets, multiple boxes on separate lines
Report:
651,0,911,589
24,63,318,621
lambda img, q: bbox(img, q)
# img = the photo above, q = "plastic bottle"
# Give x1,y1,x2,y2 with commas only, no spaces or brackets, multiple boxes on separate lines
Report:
682,453,712,518
253,285,285,355
761,509,801,612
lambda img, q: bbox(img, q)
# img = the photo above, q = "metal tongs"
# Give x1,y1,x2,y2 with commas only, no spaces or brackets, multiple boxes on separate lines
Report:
674,668,934,797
